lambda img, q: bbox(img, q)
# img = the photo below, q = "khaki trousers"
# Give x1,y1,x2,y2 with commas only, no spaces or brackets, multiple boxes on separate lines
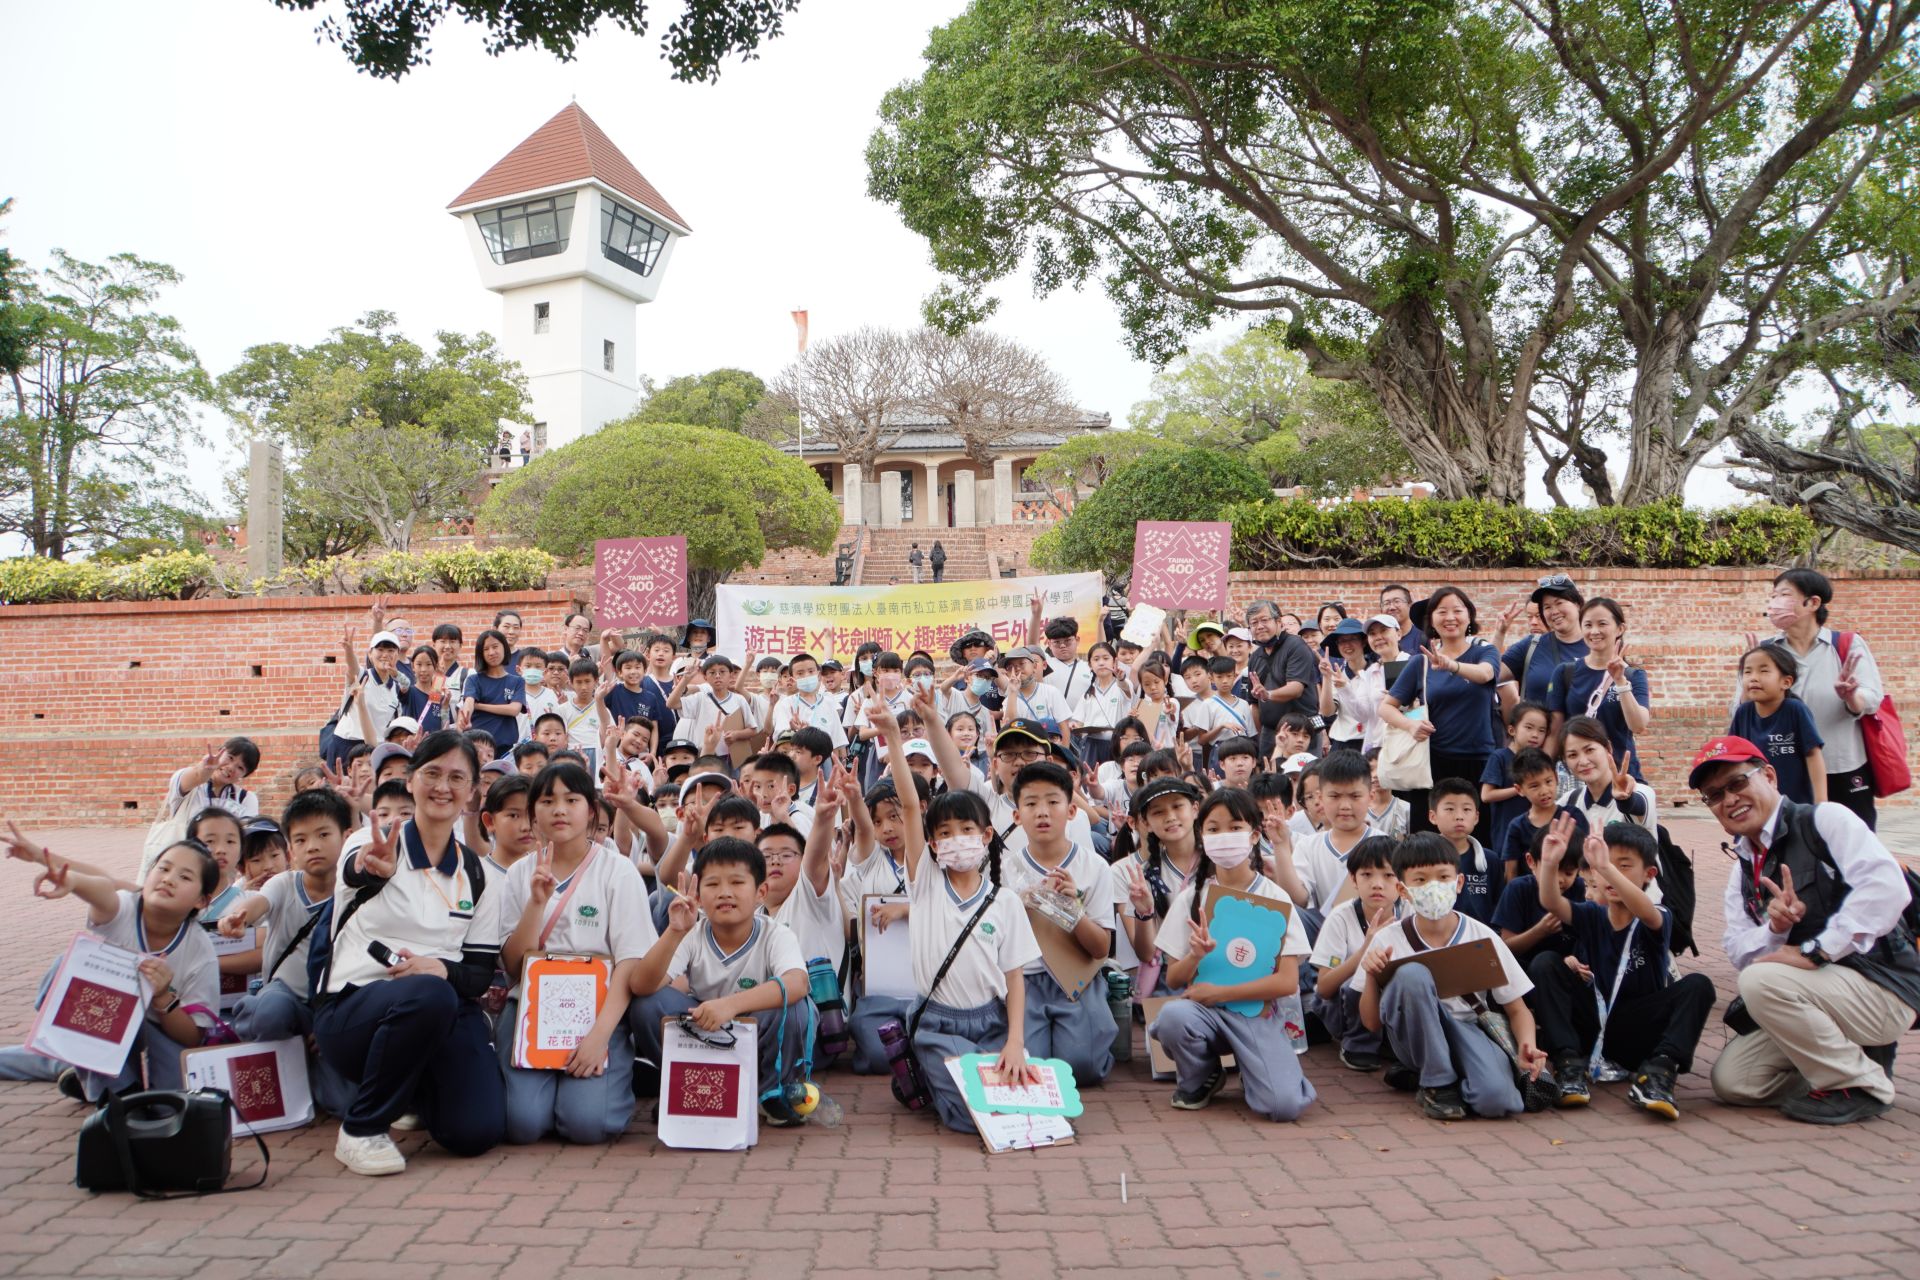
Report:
1711,960,1912,1105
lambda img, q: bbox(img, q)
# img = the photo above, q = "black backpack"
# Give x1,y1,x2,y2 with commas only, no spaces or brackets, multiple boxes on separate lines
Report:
1654,824,1697,957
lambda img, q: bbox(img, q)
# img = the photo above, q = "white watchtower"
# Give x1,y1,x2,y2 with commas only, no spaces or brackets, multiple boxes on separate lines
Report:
449,104,690,452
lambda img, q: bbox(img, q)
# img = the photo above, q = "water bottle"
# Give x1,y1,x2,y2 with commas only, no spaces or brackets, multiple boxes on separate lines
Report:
807,957,852,1060
1277,991,1308,1056
877,1019,928,1110
1106,970,1134,1064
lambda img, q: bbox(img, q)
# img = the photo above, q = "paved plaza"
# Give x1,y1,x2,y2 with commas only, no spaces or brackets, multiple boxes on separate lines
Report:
0,818,1915,1279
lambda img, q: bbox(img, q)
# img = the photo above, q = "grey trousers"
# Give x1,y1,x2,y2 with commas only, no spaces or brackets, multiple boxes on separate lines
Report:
1149,998,1316,1122
1308,983,1382,1055
497,997,636,1144
1378,963,1522,1117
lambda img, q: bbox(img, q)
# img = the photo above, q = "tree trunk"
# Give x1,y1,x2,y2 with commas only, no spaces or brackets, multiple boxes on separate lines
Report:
1617,331,1697,504
1357,320,1527,503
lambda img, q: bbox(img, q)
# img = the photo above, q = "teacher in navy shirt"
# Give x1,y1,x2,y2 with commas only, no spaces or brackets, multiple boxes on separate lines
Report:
1546,597,1651,782
1496,573,1589,710
1379,585,1501,840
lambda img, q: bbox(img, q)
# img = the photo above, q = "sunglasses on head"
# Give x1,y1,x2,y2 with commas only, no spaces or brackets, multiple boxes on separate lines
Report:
1536,573,1574,590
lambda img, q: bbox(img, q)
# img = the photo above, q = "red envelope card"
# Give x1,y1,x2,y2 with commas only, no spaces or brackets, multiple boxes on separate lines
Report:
1129,521,1232,610
667,1061,741,1118
226,1050,286,1124
53,977,137,1043
594,537,688,628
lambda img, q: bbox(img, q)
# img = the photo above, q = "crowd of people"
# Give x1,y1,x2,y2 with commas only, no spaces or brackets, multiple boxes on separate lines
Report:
0,568,1913,1177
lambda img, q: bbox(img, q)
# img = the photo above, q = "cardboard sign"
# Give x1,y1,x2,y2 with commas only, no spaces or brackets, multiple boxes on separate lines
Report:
512,955,612,1070
182,1038,313,1137
594,537,688,629
1130,522,1231,610
1119,603,1168,648
29,933,146,1077
1140,994,1236,1082
1196,885,1294,1016
723,707,755,769
657,1016,759,1150
1381,937,1510,1000
1025,907,1107,1001
860,894,915,999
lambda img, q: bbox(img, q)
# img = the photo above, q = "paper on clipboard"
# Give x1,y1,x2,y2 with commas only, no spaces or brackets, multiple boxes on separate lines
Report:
1119,604,1167,649
512,955,612,1069
1380,937,1509,1000
28,932,147,1077
1024,907,1106,1001
210,929,256,1013
944,1058,1075,1153
182,1038,313,1137
860,894,915,999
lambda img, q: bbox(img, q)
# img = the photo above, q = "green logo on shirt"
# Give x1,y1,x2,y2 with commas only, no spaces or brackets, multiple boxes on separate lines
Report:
980,922,996,936
457,900,473,911
738,978,757,990
578,905,598,919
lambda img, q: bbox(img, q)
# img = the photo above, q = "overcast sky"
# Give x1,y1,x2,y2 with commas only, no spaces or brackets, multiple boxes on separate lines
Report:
3,0,1742,515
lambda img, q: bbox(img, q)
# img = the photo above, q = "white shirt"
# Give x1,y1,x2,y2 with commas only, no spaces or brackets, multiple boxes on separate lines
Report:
1182,695,1255,741
519,685,561,740
561,697,602,753
841,847,909,922
667,917,807,1002
165,769,259,821
938,689,996,741
483,847,657,963
770,869,845,971
331,671,401,745
467,854,525,960
1568,780,1658,834
962,766,1095,854
1288,811,1319,841
1043,655,1094,706
1721,798,1915,968
762,802,815,840
1310,897,1405,993
677,689,763,752
1327,663,1388,747
1069,678,1132,733
773,693,850,749
326,824,491,993
1367,798,1411,840
907,867,1040,1007
1004,681,1069,726
1001,843,1122,976
257,871,331,1000
97,890,219,1033
1154,874,1309,1014
1360,913,1533,1022
1293,826,1380,911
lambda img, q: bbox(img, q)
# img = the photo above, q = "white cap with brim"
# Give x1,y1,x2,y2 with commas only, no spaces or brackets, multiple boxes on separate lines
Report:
678,771,734,803
1365,614,1399,632
368,631,401,651
904,739,936,760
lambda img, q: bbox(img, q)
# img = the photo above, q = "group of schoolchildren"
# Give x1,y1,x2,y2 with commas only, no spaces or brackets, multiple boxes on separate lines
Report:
0,584,1912,1178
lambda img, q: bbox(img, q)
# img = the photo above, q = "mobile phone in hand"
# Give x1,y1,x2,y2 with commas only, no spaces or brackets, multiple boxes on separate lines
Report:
367,940,397,967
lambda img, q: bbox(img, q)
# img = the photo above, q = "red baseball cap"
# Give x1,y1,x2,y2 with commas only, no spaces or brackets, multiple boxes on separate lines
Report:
1687,735,1768,790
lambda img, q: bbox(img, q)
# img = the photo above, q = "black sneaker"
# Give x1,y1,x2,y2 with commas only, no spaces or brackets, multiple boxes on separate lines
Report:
1627,1055,1679,1120
1381,1056,1419,1093
632,1058,660,1100
1522,1062,1559,1114
1171,1067,1227,1111
56,1068,86,1104
1339,1047,1384,1073
1418,1084,1467,1121
1866,1043,1897,1077
1780,1088,1893,1126
1554,1056,1592,1108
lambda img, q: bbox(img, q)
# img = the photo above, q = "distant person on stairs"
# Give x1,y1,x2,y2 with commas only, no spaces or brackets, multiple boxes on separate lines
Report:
909,543,925,584
931,540,948,582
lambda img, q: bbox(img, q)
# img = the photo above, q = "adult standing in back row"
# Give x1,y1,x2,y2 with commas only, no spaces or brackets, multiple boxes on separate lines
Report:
1758,569,1889,829
1496,574,1589,710
1379,586,1500,840
1245,601,1321,759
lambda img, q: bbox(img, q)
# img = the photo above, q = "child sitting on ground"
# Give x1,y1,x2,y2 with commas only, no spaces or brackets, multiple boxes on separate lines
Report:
1306,835,1403,1072
1491,822,1587,971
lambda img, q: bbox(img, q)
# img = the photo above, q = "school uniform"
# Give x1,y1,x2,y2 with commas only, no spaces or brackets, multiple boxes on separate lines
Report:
771,867,844,977
1293,827,1379,916
332,671,402,753
640,674,679,738
465,670,527,753
1002,843,1123,1084
960,766,1096,857
1530,903,1713,1075
850,688,914,787
1565,780,1658,838
938,689,996,742
1326,662,1388,751
843,849,912,1075
1365,913,1532,1117
1367,797,1411,840
1454,838,1502,926
485,848,657,1145
628,917,813,1099
1547,661,1651,780
0,891,218,1100
311,823,505,1156
773,692,850,749
906,866,1042,1134
1387,647,1500,841
1182,694,1255,751
1307,897,1403,1059
1068,678,1131,767
229,871,330,1042
605,681,664,733
677,690,764,760
1150,874,1317,1121
1499,807,1587,866
519,684,561,741
1130,847,1199,996
1742,630,1886,825
164,770,260,822
1042,655,1095,707
561,697,602,765
1490,872,1585,968
1729,698,1825,805
1005,681,1069,726
1479,749,1528,852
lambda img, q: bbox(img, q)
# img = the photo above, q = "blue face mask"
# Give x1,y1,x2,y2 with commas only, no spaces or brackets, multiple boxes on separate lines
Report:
796,675,820,694
523,669,544,686
859,658,875,677
970,676,995,697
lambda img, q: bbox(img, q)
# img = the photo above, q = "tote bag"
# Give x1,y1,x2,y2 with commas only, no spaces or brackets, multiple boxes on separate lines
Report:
1376,658,1432,792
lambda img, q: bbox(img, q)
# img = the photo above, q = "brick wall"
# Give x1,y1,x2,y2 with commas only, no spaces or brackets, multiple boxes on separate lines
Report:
0,591,577,827
1226,567,1920,812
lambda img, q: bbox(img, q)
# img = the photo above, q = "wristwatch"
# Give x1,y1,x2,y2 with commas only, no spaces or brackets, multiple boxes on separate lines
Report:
154,986,182,1015
1800,940,1830,966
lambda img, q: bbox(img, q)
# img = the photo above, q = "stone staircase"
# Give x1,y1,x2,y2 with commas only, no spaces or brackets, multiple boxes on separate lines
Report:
860,528,993,585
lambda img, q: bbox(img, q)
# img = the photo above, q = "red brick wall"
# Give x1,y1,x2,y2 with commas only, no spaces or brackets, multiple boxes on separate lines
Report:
1227,567,1920,812
0,591,577,827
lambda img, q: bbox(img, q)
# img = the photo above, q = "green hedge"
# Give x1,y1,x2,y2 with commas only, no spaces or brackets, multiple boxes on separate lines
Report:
0,550,217,604
0,547,555,605
1225,497,1816,569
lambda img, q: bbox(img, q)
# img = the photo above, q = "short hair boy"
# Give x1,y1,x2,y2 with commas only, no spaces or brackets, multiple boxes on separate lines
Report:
1490,820,1588,969
1428,777,1496,924
1275,712,1316,760
1307,835,1403,1072
1293,750,1373,911
1215,735,1259,789
1498,747,1563,867
511,741,550,776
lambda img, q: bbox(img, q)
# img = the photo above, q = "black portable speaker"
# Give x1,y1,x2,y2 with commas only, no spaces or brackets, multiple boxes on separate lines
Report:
76,1090,266,1197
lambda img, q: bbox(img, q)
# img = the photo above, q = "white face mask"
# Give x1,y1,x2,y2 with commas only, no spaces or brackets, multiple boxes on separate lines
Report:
1408,879,1459,921
912,673,936,692
760,672,779,691
934,834,988,872
796,674,820,694
1201,830,1253,869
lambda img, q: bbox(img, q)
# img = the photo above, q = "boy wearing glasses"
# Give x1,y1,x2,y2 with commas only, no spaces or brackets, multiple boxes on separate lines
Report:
1693,736,1918,1125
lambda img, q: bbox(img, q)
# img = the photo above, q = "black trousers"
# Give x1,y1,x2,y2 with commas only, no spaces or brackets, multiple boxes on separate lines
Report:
1828,765,1878,830
1397,748,1492,843
1527,950,1716,1073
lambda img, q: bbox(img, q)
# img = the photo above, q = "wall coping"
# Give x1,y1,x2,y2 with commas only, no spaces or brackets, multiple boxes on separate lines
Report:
1228,566,1920,583
0,588,580,621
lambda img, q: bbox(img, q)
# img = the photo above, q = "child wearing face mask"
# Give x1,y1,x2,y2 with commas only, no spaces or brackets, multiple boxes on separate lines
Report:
853,652,914,789
1144,787,1317,1120
774,653,850,752
940,660,999,744
518,650,561,741
1358,832,1548,1121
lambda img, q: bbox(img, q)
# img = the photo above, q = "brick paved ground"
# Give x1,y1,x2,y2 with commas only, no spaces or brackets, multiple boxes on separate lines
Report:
0,817,1915,1279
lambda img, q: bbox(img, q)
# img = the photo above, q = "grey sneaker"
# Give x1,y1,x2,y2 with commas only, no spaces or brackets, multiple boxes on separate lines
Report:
1171,1067,1227,1111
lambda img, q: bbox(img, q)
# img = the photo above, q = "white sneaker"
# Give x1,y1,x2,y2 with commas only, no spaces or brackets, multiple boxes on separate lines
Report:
334,1129,406,1176
389,1113,422,1131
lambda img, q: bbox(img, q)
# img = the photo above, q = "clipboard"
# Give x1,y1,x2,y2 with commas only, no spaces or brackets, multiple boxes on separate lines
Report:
1025,907,1107,1001
943,1058,1076,1153
513,954,611,1069
723,707,754,768
1135,698,1162,740
860,893,915,998
1196,884,1295,1016
1380,937,1508,1000
1140,994,1236,1081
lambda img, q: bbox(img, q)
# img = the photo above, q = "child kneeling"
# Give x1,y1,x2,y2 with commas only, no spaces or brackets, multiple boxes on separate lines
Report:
1148,787,1316,1122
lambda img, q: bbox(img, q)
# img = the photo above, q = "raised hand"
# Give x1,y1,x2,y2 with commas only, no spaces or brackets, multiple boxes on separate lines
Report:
1606,638,1628,683
908,686,939,725
357,817,398,879
1834,646,1862,708
1498,599,1527,633
2,819,49,868
1611,750,1636,801
1538,811,1578,867
1119,858,1153,916
1187,914,1216,959
217,904,252,938
1582,831,1611,877
1363,903,1395,940
1758,865,1806,934
199,740,223,773
1420,645,1456,674
702,721,723,754
867,692,900,734
665,871,700,934
528,844,557,907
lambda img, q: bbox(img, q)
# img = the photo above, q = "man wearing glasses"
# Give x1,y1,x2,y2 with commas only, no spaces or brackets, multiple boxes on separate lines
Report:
1692,736,1918,1125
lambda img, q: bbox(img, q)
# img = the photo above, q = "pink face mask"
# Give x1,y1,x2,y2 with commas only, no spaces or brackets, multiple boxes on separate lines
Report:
934,834,987,872
1765,596,1800,629
1201,830,1253,869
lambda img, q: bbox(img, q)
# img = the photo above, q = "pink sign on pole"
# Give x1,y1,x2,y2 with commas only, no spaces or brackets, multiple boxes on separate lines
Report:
1130,521,1231,610
594,537,688,628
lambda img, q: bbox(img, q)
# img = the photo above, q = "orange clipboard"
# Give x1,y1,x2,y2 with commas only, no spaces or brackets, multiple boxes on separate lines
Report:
513,954,612,1070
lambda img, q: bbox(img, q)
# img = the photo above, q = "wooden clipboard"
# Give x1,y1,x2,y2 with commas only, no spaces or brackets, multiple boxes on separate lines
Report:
1380,937,1508,1000
1201,882,1294,936
1140,994,1236,1081
723,707,753,769
1025,907,1107,1001
1135,698,1162,740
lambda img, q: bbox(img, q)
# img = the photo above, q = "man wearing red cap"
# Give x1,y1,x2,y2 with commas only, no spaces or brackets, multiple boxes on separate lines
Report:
1690,735,1918,1124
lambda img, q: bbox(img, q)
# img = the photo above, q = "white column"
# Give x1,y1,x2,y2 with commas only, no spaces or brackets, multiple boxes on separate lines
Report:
879,470,904,527
841,464,863,525
953,470,977,527
992,458,1015,524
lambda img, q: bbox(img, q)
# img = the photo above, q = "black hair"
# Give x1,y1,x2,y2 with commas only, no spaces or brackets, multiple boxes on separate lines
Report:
1249,771,1295,806
706,795,763,831
614,649,645,670
282,786,352,835
750,751,800,789
530,761,599,814
1317,748,1370,789
874,650,904,672
346,741,373,764
1423,585,1478,635
1581,596,1627,630
1392,832,1458,877
492,609,522,628
1187,787,1267,922
218,737,261,776
1772,567,1833,624
1346,834,1398,876
756,822,806,852
473,628,511,673
1512,746,1557,784
786,727,833,761
568,657,598,679
370,778,413,809
483,772,533,815
1135,785,1197,918
564,611,591,628
1044,617,1079,640
1011,760,1074,803
927,789,1004,886
531,712,565,733
1741,641,1799,686
1507,699,1551,730
511,741,551,765
412,645,439,669
240,824,288,868
1429,776,1479,808
692,836,766,885
1179,654,1209,674
431,622,463,643
1215,735,1258,761
1138,748,1182,781
152,840,222,902
186,806,244,848
1206,655,1237,677
410,728,482,779
1600,820,1659,869
1380,582,1413,604
1182,770,1216,794
1120,739,1152,763
1561,714,1612,753
905,654,935,675
1277,711,1316,737
552,749,588,767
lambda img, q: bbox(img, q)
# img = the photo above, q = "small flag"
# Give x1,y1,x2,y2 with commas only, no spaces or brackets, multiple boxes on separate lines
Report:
791,309,808,353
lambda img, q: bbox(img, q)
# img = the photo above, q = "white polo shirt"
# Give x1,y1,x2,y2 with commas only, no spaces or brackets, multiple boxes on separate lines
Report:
1000,842,1121,976
841,848,908,922
480,847,657,964
908,868,1040,1008
326,823,491,994
1042,655,1094,705
1359,913,1532,1021
1310,897,1404,994
1293,826,1380,911
332,672,401,746
962,766,1095,855
677,690,763,752
165,770,259,821
1154,873,1308,1013
257,871,331,1000
97,890,219,1033
773,693,849,749
667,916,807,1003
770,869,845,969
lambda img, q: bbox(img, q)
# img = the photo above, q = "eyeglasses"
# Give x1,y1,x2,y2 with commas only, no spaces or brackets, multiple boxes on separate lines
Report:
1536,573,1574,590
1699,766,1762,808
997,747,1047,765
415,767,474,790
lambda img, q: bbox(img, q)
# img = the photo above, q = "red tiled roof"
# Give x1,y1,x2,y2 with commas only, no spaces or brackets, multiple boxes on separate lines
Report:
448,103,688,231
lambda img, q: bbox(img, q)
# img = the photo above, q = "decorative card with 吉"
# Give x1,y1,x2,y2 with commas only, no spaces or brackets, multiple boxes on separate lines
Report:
1194,894,1289,1017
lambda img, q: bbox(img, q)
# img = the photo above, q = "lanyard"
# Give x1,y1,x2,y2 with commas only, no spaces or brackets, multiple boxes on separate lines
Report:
537,847,598,951
1590,918,1640,1071
413,843,468,914
1212,696,1249,731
